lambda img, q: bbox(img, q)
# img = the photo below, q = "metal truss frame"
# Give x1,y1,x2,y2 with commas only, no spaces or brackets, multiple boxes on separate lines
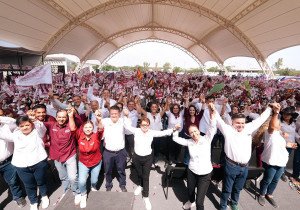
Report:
42,0,273,77
81,25,224,70
101,38,207,73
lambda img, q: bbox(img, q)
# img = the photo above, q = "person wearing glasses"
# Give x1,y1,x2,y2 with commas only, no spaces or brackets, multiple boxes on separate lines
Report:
124,116,177,210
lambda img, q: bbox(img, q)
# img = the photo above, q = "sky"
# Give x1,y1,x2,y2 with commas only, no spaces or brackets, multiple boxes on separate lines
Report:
1,40,300,70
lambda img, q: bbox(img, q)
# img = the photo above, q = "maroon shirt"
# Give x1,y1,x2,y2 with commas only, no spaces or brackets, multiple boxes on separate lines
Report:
76,127,104,167
44,115,82,162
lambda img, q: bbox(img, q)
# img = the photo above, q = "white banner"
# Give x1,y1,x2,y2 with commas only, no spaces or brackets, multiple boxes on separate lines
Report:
15,64,52,86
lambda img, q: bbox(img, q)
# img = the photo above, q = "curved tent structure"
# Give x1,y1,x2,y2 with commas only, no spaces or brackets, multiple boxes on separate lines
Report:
1,0,300,76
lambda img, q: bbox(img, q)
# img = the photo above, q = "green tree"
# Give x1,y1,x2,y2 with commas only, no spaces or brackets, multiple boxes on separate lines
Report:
274,58,283,70
207,66,220,72
92,65,99,71
101,64,118,71
163,62,171,72
173,66,182,73
143,62,150,71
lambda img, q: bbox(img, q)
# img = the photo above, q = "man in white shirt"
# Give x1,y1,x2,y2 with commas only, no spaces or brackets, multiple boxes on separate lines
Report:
124,100,139,160
0,116,26,207
87,86,116,118
99,105,131,192
216,103,279,210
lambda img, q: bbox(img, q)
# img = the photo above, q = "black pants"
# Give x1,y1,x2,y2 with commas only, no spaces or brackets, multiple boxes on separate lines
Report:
103,148,127,189
167,135,181,162
187,168,212,210
133,153,152,197
125,134,134,158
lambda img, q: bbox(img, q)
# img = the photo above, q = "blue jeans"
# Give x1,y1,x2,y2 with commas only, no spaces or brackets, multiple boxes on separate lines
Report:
0,157,23,201
220,159,248,210
259,162,284,196
78,161,102,195
15,159,48,204
54,155,80,195
292,145,300,179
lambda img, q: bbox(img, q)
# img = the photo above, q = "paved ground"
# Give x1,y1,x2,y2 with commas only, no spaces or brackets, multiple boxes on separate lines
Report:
1,156,299,210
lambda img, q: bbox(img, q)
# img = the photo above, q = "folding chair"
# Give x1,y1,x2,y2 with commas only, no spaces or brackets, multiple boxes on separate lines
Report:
164,163,187,199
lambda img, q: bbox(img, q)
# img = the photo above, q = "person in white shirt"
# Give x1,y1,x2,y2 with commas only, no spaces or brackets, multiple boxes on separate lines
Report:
258,103,297,208
0,116,26,208
173,103,217,210
165,101,184,164
135,99,167,166
97,105,131,192
125,117,175,210
279,106,299,182
87,86,116,118
50,92,86,115
124,99,139,160
216,103,279,210
0,115,49,210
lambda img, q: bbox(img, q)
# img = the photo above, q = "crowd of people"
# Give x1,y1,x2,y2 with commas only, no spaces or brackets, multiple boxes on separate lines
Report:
0,70,300,210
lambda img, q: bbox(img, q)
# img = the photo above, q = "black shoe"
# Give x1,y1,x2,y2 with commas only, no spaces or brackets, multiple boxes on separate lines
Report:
16,197,26,208
106,187,112,192
258,195,266,206
120,187,127,192
281,174,288,182
266,195,278,208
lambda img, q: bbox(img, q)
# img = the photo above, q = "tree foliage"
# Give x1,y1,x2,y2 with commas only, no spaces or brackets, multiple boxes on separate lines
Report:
274,58,283,70
163,62,171,72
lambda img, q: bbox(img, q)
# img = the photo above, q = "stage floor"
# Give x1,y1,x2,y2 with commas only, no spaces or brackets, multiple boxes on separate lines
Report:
1,159,299,210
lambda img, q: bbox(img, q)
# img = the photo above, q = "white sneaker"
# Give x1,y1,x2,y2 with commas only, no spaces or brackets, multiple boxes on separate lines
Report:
91,187,98,192
143,197,152,210
41,196,49,209
80,194,87,209
30,203,38,210
183,201,195,209
134,186,142,196
74,194,81,205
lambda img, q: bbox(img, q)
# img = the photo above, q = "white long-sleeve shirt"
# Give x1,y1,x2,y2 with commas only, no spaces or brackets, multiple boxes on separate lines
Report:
173,119,217,175
195,101,231,134
262,130,289,167
125,126,173,156
280,121,298,144
166,110,184,132
216,107,272,164
52,99,86,115
0,117,17,162
0,121,47,167
147,112,162,131
102,117,131,151
124,109,139,135
87,86,116,118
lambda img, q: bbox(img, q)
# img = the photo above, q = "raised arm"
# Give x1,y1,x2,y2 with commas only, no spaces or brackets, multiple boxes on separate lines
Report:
34,121,47,138
87,85,102,103
205,103,217,142
0,124,14,142
152,128,174,138
173,130,188,146
135,97,147,116
245,105,273,134
67,107,77,131
122,108,137,134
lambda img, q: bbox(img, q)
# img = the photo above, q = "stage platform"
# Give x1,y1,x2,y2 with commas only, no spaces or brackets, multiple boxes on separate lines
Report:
1,156,299,210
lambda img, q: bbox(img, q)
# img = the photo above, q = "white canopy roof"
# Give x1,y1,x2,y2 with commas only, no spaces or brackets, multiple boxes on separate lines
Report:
1,0,300,73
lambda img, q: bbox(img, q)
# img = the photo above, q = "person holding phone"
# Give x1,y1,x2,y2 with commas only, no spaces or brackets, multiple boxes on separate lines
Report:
258,104,297,208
